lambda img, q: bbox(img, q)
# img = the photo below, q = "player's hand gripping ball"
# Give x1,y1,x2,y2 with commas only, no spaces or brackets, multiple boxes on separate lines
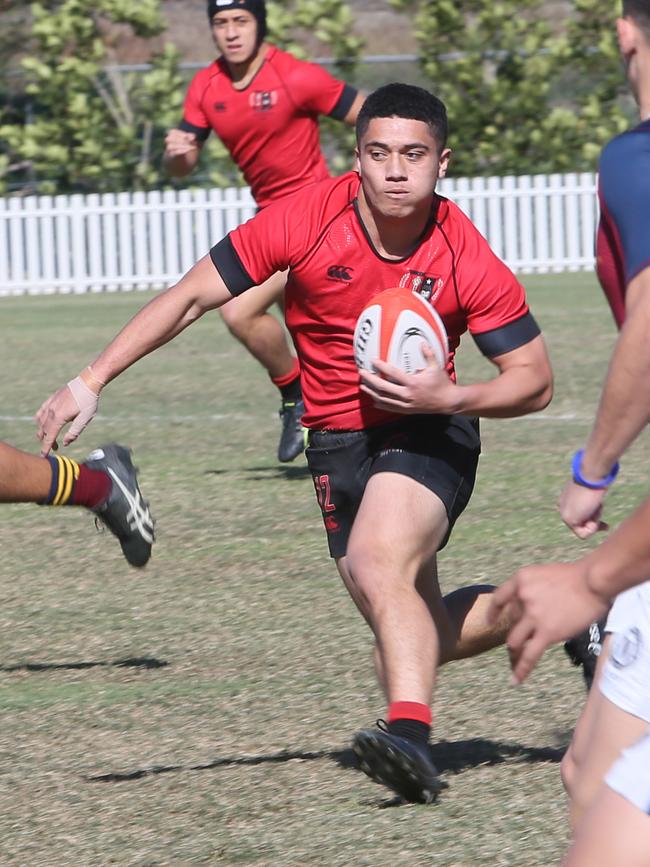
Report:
353,286,448,374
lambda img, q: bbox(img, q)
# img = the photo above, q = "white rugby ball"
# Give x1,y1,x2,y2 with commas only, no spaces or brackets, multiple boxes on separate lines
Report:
353,286,448,374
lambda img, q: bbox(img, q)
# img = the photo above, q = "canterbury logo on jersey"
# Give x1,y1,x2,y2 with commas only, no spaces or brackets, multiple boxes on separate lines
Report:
107,467,155,544
400,271,444,304
327,265,354,282
213,101,227,112
250,90,278,111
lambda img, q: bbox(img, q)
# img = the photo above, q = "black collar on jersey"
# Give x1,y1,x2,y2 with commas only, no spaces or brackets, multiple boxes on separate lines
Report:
352,196,441,264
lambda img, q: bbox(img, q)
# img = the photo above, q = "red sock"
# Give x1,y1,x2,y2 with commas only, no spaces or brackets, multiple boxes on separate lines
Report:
42,455,111,509
387,701,432,726
70,463,112,509
271,357,300,390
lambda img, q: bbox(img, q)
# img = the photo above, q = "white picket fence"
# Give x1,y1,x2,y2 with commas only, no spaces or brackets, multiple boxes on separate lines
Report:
0,173,598,297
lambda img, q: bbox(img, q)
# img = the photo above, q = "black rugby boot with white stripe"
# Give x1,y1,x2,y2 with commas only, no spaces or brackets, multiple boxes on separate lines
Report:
564,616,607,690
353,723,447,804
84,444,155,568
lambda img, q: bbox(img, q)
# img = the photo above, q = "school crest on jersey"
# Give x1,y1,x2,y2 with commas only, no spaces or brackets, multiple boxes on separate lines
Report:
250,90,278,111
400,271,444,304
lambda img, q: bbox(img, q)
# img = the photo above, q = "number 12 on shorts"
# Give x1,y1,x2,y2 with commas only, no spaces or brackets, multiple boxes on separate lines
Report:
313,474,335,513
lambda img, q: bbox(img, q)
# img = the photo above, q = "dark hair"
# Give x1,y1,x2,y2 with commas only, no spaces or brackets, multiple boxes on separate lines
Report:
207,0,267,43
623,0,650,37
356,83,448,151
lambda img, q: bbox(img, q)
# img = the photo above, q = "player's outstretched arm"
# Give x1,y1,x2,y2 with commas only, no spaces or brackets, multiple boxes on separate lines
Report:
359,335,552,418
36,255,231,454
489,493,650,683
559,267,650,539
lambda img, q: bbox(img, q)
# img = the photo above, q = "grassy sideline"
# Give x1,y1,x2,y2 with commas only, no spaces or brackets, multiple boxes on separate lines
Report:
0,273,647,866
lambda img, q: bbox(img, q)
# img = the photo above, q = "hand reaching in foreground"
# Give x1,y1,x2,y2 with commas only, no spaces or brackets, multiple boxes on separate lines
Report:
35,372,102,455
488,561,611,684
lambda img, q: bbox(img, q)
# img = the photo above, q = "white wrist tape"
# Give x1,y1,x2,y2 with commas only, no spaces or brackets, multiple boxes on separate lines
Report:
65,375,100,442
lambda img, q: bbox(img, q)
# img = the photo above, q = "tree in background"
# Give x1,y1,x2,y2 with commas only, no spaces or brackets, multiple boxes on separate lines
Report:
0,0,184,194
1,0,633,192
0,0,362,195
0,0,31,188
557,0,634,167
389,0,632,176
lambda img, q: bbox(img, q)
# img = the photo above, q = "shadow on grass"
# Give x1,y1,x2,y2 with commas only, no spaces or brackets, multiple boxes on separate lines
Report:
430,736,566,774
0,657,168,673
204,465,311,481
86,747,351,783
85,736,566,785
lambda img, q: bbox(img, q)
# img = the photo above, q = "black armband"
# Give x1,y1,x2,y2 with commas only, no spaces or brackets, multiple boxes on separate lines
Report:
472,312,541,358
329,84,358,121
209,236,255,297
178,119,211,142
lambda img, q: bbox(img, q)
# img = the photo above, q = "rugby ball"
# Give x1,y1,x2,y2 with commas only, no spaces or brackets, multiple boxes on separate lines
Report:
353,286,448,374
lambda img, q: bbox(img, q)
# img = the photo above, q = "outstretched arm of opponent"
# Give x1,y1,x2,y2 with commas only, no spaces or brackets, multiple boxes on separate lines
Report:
489,492,650,683
559,266,650,538
36,256,232,454
359,334,553,418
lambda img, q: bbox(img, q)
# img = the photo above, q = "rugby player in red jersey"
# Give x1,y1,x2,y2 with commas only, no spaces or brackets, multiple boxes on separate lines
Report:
36,83,553,803
164,0,364,463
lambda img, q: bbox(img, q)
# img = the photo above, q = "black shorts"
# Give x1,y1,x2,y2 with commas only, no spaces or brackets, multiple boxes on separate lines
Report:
306,414,481,559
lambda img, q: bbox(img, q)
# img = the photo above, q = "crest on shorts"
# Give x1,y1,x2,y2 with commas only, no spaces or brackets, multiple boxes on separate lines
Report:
400,270,444,304
610,626,642,669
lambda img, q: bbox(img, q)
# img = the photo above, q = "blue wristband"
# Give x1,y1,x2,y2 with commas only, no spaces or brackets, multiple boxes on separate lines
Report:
571,449,620,489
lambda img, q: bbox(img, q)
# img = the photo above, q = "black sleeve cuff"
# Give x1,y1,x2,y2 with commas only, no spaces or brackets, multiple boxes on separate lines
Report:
472,312,541,357
209,236,255,297
179,119,211,142
328,84,358,121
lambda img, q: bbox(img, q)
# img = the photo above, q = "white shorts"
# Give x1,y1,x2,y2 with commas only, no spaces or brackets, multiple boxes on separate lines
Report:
605,728,650,814
600,582,650,723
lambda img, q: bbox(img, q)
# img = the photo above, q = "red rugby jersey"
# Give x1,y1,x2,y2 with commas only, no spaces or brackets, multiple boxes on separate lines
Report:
211,172,539,430
180,46,357,207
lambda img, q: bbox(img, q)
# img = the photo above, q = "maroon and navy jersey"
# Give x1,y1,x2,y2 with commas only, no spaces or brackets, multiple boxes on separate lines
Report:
179,46,357,207
211,172,539,430
596,119,650,327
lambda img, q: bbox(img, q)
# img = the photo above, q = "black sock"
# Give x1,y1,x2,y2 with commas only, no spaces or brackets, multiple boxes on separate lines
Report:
279,375,302,403
387,719,431,745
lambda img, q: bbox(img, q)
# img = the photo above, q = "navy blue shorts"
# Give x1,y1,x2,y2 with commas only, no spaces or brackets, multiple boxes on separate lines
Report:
305,414,481,559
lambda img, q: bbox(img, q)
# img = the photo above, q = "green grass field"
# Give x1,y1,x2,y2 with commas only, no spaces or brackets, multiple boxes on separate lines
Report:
1,274,647,866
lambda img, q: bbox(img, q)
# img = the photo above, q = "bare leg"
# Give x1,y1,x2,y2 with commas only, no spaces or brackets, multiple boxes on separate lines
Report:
338,519,511,697
564,787,650,867
219,271,295,380
339,472,448,704
0,442,53,502
561,638,610,805
341,472,511,802
439,584,513,663
562,637,648,827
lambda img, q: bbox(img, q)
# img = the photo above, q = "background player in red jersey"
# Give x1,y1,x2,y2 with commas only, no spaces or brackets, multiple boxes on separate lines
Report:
164,0,364,463
35,83,553,805
490,3,650,864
